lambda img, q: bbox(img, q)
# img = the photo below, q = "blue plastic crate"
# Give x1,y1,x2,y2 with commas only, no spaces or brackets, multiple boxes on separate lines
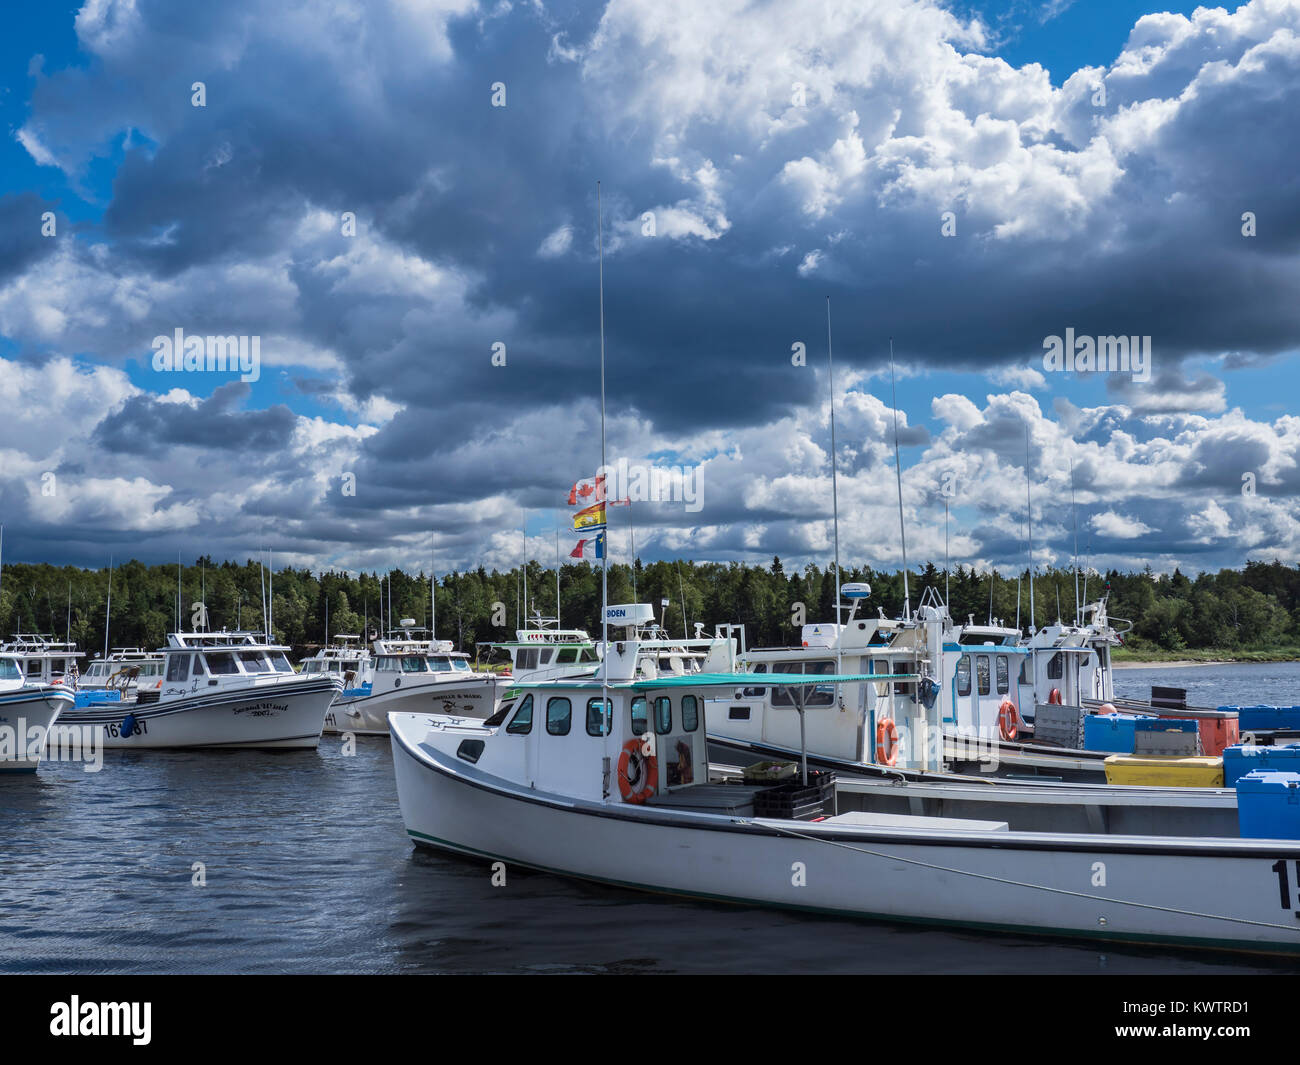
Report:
1236,770,1300,840
1235,705,1300,732
1223,743,1300,786
1083,713,1154,754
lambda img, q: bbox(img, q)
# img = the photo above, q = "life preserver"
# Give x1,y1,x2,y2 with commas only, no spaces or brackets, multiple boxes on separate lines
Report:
1048,688,1063,705
876,717,899,766
617,738,657,804
998,699,1020,741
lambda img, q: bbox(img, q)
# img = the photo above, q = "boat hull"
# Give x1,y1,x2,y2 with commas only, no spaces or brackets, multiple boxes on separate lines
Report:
324,675,499,735
392,714,1300,955
58,678,337,750
0,687,75,772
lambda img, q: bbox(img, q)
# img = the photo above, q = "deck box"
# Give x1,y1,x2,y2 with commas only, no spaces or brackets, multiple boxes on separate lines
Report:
1223,744,1300,786
1235,770,1300,840
1131,718,1200,757
1103,755,1224,788
1223,706,1300,732
1083,713,1154,754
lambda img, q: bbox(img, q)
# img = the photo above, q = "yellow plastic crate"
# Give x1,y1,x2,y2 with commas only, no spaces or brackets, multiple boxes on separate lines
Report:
1103,754,1224,787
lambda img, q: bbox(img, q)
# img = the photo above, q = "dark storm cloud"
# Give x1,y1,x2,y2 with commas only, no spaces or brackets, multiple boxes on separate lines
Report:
93,381,297,455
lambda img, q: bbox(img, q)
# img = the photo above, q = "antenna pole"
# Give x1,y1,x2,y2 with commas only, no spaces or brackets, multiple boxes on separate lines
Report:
597,181,610,784
554,517,562,628
1070,456,1081,626
826,298,841,626
103,555,113,659
944,500,951,610
522,510,529,625
889,338,910,620
1026,428,1035,632
431,546,437,641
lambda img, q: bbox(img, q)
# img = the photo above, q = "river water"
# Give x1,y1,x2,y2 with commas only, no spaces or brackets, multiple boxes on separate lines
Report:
2,662,1298,974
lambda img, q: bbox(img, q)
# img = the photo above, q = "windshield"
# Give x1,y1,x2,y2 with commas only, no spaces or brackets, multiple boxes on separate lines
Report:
400,656,428,673
0,658,21,682
238,651,272,673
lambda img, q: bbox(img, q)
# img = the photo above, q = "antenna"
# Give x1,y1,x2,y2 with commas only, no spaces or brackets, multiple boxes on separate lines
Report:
176,551,182,632
103,555,114,660
554,516,561,628
595,180,611,764
889,338,910,620
522,510,528,626
1025,427,1035,632
827,298,841,627
988,567,994,625
1070,455,1081,625
430,546,437,641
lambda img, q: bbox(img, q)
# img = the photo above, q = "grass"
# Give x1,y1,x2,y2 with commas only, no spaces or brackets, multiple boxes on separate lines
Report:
1113,646,1300,664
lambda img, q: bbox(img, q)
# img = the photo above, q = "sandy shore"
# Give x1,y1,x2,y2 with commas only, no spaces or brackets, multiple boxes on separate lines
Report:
1113,659,1233,670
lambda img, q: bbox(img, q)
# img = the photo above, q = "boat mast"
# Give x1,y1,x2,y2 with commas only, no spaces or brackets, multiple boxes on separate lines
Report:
889,338,910,620
1070,455,1081,625
522,510,528,626
103,555,114,659
554,517,561,628
826,298,841,628
597,180,610,784
1025,428,1035,632
430,546,437,640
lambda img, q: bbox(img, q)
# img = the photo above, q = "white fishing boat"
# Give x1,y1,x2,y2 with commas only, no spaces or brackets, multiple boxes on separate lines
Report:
477,616,603,684
56,631,339,749
0,649,75,772
301,636,375,734
390,639,1300,955
325,621,499,734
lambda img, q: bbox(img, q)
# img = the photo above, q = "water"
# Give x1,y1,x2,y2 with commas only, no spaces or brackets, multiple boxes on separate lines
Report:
1113,660,1300,709
3,663,1299,974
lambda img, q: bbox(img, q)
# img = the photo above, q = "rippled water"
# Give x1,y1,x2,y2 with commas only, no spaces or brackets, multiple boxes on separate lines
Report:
2,662,1300,974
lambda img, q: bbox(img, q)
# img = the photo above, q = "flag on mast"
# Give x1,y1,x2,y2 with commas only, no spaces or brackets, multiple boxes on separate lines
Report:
573,501,607,531
569,533,605,560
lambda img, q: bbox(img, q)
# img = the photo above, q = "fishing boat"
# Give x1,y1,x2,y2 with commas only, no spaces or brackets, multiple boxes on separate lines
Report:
56,631,339,749
300,636,374,734
389,637,1300,955
325,621,499,734
0,649,75,772
476,616,603,684
79,648,165,692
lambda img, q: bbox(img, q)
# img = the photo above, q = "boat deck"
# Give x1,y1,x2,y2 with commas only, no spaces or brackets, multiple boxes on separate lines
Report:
645,782,768,817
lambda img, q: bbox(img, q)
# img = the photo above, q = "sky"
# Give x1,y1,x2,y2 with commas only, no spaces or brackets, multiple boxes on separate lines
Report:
1,0,1299,581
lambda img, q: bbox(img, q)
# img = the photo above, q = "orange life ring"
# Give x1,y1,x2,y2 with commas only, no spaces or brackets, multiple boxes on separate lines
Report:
998,699,1020,741
617,738,657,804
876,717,899,766
1048,688,1062,705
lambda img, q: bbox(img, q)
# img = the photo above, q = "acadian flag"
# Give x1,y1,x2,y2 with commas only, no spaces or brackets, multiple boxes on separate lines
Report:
570,532,605,559
567,474,605,507
573,501,607,532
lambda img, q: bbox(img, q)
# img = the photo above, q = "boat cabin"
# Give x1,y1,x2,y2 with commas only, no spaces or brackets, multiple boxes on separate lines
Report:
0,634,85,685
154,631,298,701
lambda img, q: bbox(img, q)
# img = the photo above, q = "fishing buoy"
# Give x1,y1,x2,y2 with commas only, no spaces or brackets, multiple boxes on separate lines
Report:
121,713,137,738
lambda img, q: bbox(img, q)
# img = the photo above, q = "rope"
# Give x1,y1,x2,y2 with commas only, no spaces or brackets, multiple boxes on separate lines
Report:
738,818,1300,934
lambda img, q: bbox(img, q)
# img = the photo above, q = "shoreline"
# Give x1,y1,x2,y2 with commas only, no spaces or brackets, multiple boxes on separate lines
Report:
1112,657,1300,670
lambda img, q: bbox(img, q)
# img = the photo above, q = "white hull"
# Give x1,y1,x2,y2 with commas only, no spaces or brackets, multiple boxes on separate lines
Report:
392,713,1300,955
0,687,74,772
58,677,337,749
324,675,499,735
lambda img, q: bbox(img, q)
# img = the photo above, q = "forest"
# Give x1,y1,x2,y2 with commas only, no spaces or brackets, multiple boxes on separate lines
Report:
1,554,1298,662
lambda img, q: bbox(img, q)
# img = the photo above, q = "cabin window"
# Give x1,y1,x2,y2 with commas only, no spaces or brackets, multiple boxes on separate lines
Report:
586,698,611,737
578,647,599,664
456,739,485,764
0,659,21,681
303,662,319,674
1047,653,1063,680
630,696,648,736
538,649,554,665
506,694,534,734
956,655,971,697
483,699,515,728
728,705,750,721
773,660,835,707
873,658,890,677
400,656,428,673
742,662,767,698
976,656,990,696
451,659,470,672
556,648,577,664
546,697,572,736
270,653,294,673
517,648,539,671
166,655,191,683
996,656,1009,695
205,653,239,675
1020,658,1031,684
376,657,397,672
426,656,452,671
26,660,41,677
239,651,272,673
654,696,672,734
682,695,699,732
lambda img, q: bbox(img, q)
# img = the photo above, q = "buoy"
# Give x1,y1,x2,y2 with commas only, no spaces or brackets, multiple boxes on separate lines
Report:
121,713,137,738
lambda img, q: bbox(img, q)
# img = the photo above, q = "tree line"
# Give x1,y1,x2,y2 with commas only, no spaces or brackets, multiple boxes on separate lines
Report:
0,555,1297,661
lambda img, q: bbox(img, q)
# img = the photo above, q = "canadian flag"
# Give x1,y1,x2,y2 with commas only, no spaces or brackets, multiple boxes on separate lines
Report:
567,475,605,507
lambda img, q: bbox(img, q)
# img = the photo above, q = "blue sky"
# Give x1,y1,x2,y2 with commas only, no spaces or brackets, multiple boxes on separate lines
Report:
2,0,1298,580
